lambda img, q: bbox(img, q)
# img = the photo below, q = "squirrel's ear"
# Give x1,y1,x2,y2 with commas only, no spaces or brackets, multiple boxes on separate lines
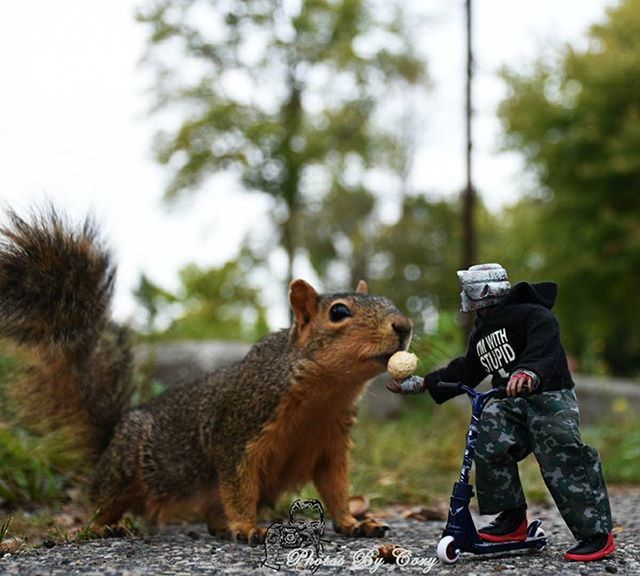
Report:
355,280,369,295
289,279,319,328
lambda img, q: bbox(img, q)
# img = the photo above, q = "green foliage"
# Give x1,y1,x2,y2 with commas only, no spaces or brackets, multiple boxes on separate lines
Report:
0,427,73,507
134,252,269,342
0,350,81,508
0,516,11,545
134,274,178,333
137,0,427,285
584,407,640,484
498,0,640,375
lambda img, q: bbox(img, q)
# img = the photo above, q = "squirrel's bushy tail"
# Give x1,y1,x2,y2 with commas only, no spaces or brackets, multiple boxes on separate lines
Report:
0,206,134,460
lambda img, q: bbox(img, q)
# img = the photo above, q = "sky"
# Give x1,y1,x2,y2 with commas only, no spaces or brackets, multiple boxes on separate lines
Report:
0,0,616,328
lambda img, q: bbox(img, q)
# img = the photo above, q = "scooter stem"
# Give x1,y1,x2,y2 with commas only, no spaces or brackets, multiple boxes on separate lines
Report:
438,383,502,485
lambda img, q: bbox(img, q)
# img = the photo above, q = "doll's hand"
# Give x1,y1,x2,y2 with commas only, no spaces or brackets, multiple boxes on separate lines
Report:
385,375,425,395
506,371,537,397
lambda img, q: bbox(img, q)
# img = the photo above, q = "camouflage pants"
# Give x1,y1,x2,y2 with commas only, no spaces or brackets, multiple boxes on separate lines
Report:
475,389,612,540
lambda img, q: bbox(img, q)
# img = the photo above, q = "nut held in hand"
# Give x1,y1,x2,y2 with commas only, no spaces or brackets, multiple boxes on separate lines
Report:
387,351,418,381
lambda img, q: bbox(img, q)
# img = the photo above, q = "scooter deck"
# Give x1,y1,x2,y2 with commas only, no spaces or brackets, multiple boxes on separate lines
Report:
463,535,547,555
442,522,547,556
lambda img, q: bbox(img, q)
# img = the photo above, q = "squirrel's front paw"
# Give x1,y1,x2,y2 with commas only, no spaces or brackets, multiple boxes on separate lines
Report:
224,523,267,546
334,516,389,538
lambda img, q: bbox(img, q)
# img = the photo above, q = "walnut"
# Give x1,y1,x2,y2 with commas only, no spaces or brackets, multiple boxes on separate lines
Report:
387,351,418,381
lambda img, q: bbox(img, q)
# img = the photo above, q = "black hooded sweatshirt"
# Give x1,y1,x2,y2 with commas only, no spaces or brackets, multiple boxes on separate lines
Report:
425,281,574,404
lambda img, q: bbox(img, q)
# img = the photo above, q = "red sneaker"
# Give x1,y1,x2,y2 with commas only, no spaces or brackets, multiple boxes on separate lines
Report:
564,532,616,562
478,505,528,543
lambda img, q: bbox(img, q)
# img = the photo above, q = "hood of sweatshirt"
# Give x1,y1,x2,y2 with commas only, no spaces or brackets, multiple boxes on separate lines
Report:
503,281,558,310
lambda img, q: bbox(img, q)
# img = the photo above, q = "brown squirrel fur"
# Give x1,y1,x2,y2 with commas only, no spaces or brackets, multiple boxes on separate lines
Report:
0,207,413,544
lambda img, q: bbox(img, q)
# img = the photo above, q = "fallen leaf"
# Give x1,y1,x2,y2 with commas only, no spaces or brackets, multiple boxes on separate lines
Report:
0,537,23,553
376,544,403,564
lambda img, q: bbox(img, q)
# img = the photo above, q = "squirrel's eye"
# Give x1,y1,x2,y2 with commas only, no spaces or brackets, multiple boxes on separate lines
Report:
329,303,351,322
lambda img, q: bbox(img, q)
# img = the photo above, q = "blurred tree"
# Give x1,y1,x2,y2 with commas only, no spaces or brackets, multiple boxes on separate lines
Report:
134,252,269,342
304,190,500,334
134,274,178,333
498,0,640,374
302,186,377,290
370,196,463,330
137,0,426,294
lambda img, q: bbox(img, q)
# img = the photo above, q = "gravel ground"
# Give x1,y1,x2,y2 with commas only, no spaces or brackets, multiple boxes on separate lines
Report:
1,492,637,576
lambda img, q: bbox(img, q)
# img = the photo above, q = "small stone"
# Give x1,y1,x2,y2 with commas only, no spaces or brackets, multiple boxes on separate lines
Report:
605,567,618,574
42,539,56,549
187,531,200,540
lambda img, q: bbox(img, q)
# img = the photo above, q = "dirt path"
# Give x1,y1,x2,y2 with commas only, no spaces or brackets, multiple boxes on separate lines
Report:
1,492,637,575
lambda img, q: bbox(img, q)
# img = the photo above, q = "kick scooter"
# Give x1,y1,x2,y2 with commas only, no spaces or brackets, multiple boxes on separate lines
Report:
434,381,548,564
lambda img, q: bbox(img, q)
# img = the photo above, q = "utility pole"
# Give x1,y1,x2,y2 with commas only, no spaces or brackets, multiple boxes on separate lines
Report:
463,0,475,270
463,0,476,336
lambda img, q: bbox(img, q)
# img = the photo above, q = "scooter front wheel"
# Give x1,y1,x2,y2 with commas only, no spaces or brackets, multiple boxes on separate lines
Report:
437,535,461,564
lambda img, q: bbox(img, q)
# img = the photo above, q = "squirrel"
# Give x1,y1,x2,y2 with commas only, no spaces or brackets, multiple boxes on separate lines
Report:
0,206,413,544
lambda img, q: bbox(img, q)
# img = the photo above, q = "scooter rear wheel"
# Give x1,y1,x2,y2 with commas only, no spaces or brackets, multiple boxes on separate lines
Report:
533,527,547,549
437,536,461,564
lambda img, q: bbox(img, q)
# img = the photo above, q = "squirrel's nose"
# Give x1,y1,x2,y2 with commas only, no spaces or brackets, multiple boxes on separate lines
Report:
391,316,413,348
